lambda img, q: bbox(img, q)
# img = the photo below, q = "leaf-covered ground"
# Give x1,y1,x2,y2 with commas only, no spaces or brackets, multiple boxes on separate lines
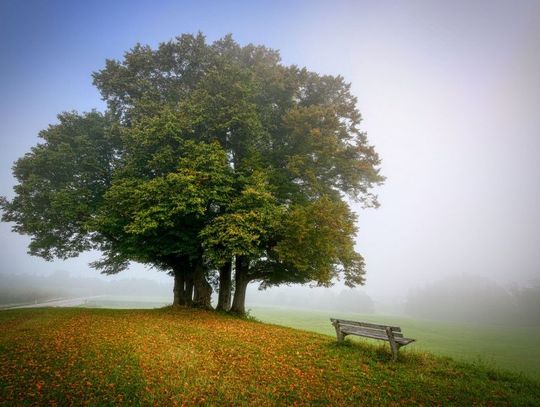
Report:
249,306,540,379
0,308,538,406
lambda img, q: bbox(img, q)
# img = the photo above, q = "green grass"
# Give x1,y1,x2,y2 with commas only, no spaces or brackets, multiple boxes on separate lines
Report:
250,306,540,380
0,307,539,406
79,297,540,379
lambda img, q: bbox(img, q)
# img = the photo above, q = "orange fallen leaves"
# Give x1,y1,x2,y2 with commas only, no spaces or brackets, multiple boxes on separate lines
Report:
0,307,537,406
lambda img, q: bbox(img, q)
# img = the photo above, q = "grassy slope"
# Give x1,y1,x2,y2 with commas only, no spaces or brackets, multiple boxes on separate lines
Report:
0,308,538,406
250,306,540,379
79,297,540,379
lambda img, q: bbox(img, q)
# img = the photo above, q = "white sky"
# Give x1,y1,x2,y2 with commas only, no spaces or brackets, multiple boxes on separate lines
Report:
1,1,539,303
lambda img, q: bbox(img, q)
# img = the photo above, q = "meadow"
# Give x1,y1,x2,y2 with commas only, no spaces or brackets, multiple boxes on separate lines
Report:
1,307,539,406
249,306,540,380
78,297,540,379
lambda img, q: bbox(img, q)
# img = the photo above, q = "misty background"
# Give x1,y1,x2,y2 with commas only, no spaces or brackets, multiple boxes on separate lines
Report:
1,1,539,324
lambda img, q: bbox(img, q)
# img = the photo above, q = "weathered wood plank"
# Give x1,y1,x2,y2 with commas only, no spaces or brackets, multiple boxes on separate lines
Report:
341,328,414,345
341,326,387,338
341,329,389,341
330,318,401,332
338,323,405,338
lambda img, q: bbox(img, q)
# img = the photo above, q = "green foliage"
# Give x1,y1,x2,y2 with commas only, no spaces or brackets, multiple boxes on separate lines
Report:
0,111,120,260
201,171,283,266
93,140,234,273
273,196,365,287
92,33,211,123
1,33,384,297
279,105,381,204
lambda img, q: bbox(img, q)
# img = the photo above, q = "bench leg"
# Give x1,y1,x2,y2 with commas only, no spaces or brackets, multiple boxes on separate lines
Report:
332,322,345,343
385,327,400,361
390,343,401,361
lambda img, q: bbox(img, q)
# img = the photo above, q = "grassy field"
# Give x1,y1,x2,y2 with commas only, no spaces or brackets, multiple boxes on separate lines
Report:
0,307,539,406
77,297,540,379
249,306,540,380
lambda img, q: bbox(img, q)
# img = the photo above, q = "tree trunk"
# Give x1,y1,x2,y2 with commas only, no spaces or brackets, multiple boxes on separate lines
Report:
192,261,212,309
230,256,250,315
172,271,185,306
216,261,232,312
172,258,191,307
185,274,194,306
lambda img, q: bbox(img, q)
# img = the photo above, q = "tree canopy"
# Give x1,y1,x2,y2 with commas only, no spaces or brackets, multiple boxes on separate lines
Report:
1,33,384,314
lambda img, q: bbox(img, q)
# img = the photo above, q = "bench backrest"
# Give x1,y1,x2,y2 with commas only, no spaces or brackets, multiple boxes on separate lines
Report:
330,318,404,338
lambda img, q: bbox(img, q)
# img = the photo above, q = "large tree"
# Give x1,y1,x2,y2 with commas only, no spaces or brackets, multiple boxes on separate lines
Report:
1,33,383,314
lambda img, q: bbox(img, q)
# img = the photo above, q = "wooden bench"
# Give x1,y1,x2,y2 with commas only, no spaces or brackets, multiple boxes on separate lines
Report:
330,318,415,361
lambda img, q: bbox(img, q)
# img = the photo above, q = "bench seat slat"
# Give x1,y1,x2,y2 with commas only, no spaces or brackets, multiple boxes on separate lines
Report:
341,328,414,345
338,324,404,338
330,318,401,332
341,328,388,341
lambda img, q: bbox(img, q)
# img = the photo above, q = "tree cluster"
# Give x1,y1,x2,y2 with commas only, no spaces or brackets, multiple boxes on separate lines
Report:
1,34,383,314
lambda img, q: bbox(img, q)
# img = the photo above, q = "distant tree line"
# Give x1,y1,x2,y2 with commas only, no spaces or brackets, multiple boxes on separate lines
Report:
0,33,383,314
405,274,540,326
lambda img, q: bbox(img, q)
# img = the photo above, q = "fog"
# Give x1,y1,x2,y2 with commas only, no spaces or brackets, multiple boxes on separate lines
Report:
2,271,538,327
405,274,540,326
1,1,539,323
0,271,375,315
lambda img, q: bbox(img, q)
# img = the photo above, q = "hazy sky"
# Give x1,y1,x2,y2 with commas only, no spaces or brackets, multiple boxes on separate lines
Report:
1,0,539,302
